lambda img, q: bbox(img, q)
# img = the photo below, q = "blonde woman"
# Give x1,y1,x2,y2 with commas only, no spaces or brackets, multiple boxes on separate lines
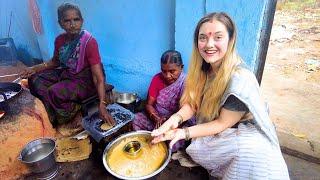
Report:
151,12,289,179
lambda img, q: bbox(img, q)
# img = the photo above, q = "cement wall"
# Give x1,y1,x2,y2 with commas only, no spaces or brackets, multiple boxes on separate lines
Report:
0,0,42,66
175,0,273,75
0,0,274,97
36,0,175,97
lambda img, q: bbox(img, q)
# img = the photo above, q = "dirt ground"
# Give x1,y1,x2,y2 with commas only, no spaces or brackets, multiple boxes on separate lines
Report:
261,6,320,144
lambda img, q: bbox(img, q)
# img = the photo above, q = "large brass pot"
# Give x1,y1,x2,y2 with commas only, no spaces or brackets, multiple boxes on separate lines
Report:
102,131,171,179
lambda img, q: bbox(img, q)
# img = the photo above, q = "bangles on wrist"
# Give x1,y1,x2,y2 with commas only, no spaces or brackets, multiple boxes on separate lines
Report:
174,113,183,125
183,127,190,141
100,100,108,105
150,113,157,120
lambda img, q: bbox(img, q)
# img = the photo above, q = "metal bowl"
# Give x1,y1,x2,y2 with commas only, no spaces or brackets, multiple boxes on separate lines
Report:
103,131,171,179
18,138,58,178
116,93,138,104
114,93,140,112
123,140,142,156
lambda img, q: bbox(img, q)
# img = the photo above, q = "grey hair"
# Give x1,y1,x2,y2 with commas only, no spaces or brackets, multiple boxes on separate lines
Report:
57,2,83,22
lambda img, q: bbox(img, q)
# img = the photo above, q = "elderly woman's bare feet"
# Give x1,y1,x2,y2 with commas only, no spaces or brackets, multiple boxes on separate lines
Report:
57,112,83,137
69,112,83,129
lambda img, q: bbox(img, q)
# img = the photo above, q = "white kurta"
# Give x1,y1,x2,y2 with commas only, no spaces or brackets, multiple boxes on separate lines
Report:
186,68,289,179
187,123,289,179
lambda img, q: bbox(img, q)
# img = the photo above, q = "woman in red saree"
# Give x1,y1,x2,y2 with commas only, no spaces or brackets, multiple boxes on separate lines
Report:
20,3,114,129
132,50,195,152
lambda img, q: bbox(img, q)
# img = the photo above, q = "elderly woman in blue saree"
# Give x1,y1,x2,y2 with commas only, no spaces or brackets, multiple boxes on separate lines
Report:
132,50,196,152
20,3,114,129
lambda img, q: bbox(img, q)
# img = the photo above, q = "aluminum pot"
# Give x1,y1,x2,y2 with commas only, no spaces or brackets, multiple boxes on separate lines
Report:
103,131,171,179
115,93,140,112
18,138,57,174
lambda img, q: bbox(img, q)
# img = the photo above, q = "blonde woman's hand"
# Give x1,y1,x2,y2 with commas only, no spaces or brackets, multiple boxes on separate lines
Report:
151,128,185,149
19,67,36,79
151,113,182,138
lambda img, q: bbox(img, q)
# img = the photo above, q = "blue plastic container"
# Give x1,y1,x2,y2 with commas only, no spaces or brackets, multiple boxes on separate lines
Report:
0,38,18,66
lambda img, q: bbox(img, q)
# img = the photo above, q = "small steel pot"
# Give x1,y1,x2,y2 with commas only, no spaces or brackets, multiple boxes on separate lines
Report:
18,138,57,174
115,93,140,112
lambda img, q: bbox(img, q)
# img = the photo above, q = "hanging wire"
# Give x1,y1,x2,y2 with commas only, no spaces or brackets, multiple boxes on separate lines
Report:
7,11,13,37
10,10,39,51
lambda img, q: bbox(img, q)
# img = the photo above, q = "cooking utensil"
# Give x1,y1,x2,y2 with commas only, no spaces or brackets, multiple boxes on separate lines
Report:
0,82,22,103
123,140,142,157
103,131,171,179
115,92,141,112
0,73,19,78
18,138,58,179
82,103,134,142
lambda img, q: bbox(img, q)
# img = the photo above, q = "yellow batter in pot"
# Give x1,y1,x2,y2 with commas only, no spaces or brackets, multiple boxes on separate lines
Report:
106,135,168,178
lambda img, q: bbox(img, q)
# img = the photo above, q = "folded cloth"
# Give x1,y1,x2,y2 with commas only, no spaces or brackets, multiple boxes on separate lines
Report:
171,150,199,168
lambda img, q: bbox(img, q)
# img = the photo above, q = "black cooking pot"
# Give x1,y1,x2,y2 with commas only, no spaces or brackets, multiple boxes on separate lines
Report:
0,82,22,110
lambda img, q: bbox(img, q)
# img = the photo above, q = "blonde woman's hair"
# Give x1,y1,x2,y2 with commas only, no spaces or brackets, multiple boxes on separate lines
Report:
180,12,242,120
